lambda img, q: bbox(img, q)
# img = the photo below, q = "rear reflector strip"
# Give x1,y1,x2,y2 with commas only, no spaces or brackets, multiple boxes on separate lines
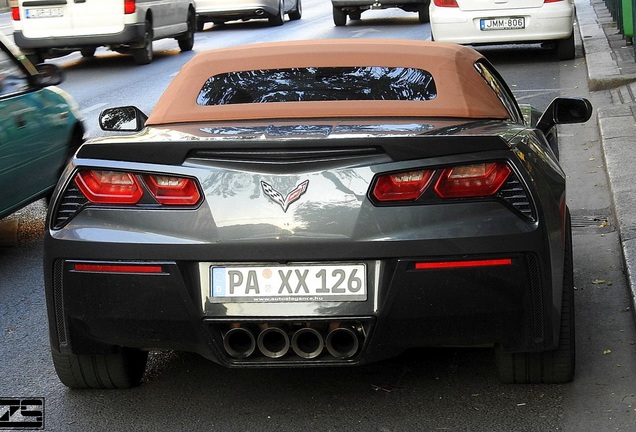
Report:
73,264,164,274
415,258,512,270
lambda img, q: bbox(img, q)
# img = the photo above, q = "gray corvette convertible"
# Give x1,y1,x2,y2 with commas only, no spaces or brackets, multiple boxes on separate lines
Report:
44,39,592,389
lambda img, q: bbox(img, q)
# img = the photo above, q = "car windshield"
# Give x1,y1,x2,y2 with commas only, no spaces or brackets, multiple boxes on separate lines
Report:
196,66,437,105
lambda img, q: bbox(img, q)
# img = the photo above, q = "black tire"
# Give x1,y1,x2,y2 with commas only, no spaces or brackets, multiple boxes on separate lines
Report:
52,347,148,389
289,0,302,20
133,20,153,65
80,47,96,58
269,0,285,26
196,17,205,32
556,31,575,61
333,6,347,26
178,10,195,52
349,10,361,20
496,209,575,384
26,50,44,65
418,1,430,24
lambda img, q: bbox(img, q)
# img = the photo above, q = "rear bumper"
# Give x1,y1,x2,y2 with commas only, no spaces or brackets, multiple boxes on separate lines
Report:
196,5,278,21
430,4,573,44
332,0,425,7
45,244,560,367
13,23,146,51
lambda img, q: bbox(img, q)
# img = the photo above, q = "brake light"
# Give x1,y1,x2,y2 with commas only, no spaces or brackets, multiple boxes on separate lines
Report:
143,175,201,205
75,170,143,204
11,7,20,20
74,263,163,274
74,170,202,206
434,162,511,198
124,0,136,14
433,0,459,7
544,0,564,3
373,170,434,201
415,258,512,270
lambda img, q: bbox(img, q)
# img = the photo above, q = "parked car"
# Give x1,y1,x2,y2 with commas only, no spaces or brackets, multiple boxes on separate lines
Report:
331,0,430,26
429,0,575,60
195,0,302,29
0,33,84,221
44,39,592,389
10,0,196,65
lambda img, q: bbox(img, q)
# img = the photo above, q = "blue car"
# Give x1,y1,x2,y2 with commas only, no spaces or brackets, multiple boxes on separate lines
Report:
0,33,84,220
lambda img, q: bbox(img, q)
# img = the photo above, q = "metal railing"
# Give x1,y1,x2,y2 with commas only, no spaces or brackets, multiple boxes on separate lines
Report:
604,0,635,46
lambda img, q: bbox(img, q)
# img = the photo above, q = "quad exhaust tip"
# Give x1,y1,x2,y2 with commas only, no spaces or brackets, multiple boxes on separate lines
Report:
223,327,256,359
291,327,324,359
326,327,360,359
222,322,363,360
257,327,290,358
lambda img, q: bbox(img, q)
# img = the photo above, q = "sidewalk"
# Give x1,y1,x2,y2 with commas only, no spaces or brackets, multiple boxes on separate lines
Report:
577,0,636,317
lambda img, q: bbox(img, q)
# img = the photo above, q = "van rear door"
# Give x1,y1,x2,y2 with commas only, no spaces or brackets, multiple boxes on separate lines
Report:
19,0,126,39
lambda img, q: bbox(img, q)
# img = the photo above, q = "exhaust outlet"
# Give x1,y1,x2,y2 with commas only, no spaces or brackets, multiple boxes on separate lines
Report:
255,9,265,15
223,327,256,359
257,327,290,358
326,327,359,359
291,327,324,359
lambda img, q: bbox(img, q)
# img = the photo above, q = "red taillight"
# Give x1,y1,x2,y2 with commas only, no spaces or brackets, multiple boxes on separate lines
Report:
433,0,459,7
74,263,163,273
124,0,136,14
434,162,511,198
373,170,434,202
74,170,201,206
415,258,513,270
11,7,20,20
143,175,201,205
544,0,564,3
75,170,143,204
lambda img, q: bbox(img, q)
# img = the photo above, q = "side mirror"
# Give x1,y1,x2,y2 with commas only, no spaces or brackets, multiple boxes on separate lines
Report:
536,97,593,133
99,106,148,132
35,63,64,87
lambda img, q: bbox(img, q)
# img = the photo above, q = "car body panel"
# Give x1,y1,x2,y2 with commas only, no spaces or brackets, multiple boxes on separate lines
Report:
0,33,83,220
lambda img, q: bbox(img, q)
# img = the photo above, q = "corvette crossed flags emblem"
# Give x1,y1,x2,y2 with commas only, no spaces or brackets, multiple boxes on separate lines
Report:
261,180,309,212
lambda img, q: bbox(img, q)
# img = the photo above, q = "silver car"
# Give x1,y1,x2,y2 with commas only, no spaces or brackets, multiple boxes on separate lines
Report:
195,0,302,29
43,39,593,389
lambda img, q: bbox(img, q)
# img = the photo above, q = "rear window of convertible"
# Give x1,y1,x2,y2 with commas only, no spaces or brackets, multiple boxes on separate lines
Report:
196,67,437,105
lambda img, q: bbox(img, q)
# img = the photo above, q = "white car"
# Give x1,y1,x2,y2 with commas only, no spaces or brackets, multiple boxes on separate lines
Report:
429,0,575,60
10,0,196,65
195,0,302,30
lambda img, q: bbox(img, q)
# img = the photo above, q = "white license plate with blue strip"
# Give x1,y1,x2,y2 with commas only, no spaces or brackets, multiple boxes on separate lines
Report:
210,263,367,303
480,17,525,31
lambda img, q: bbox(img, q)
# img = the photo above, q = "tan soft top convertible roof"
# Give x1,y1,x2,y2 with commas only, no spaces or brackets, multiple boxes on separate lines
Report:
147,39,510,126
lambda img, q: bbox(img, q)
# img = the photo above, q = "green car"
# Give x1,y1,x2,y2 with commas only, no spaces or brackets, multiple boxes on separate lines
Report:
0,33,84,220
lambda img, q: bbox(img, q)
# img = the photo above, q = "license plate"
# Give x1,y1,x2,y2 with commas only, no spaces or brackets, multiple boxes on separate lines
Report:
480,17,525,31
210,263,367,303
26,7,64,19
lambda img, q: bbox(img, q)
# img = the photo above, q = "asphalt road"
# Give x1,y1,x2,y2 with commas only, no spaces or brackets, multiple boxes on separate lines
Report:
1,1,635,431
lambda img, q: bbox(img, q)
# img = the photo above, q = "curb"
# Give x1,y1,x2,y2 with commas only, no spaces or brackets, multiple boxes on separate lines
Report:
576,0,636,316
576,0,636,90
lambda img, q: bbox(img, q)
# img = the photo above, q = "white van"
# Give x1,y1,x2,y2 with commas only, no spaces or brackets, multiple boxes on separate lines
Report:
10,0,196,65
